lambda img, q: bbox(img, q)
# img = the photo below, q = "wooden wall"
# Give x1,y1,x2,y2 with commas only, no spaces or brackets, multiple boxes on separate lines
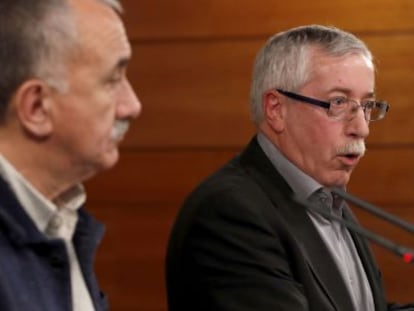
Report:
85,1,414,310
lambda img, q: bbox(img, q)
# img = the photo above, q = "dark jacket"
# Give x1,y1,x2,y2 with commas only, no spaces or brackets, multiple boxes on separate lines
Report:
166,136,413,311
0,176,108,311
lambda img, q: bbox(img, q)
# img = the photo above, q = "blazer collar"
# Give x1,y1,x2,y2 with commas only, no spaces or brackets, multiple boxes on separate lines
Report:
239,136,355,311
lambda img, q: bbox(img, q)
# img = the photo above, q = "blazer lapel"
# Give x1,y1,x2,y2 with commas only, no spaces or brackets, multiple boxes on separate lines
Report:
282,200,355,311
239,136,355,311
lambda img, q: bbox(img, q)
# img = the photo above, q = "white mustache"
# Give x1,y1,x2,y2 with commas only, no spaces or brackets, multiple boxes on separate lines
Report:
111,120,130,141
336,140,366,156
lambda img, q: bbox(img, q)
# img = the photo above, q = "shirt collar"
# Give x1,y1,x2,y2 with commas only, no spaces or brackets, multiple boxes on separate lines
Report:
0,154,86,234
257,133,321,200
257,133,345,214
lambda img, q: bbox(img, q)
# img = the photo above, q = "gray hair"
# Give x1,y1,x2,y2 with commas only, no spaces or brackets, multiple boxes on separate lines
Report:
250,24,373,124
100,0,123,13
0,0,123,122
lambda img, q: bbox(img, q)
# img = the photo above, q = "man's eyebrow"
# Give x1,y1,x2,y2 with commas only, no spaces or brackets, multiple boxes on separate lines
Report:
114,57,130,71
107,57,130,79
328,87,375,98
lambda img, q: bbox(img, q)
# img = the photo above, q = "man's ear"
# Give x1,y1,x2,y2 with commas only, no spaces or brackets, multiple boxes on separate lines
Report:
13,79,53,138
263,90,286,132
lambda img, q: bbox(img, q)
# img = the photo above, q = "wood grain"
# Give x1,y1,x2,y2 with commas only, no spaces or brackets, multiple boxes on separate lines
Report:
83,1,414,309
86,148,414,205
121,0,414,40
123,35,414,148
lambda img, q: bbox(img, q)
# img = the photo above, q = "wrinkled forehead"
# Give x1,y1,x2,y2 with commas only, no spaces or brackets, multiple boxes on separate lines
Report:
304,47,374,84
60,0,131,86
304,55,375,97
69,0,130,57
67,0,124,34
307,45,374,71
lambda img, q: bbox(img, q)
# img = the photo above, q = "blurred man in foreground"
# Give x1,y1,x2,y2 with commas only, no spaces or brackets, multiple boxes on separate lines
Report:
0,0,140,310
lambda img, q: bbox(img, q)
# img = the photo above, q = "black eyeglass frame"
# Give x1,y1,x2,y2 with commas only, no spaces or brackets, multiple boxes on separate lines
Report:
276,88,390,121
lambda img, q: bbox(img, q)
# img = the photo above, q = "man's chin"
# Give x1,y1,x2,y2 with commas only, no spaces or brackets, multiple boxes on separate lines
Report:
78,149,120,183
329,173,351,188
319,170,352,188
98,148,120,172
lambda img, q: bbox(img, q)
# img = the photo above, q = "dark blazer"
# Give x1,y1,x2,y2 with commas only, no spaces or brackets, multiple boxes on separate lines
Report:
0,176,108,311
166,136,413,311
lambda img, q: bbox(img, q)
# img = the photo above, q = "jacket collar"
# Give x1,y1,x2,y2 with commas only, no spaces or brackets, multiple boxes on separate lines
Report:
0,175,104,247
239,136,356,311
0,174,106,309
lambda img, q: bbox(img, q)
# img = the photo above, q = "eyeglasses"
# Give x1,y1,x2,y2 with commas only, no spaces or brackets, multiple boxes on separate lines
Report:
276,89,389,122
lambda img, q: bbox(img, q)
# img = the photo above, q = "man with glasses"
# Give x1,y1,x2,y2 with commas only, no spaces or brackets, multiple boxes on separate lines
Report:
166,25,414,310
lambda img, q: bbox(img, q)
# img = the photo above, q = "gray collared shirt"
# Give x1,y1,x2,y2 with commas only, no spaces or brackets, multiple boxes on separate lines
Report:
257,133,374,311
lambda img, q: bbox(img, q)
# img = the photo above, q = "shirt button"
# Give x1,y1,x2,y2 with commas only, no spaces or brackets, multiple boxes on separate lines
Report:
48,215,63,232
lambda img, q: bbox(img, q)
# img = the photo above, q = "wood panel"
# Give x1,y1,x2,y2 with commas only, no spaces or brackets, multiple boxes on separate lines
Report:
87,2,414,310
352,207,414,303
85,149,239,205
121,0,414,40
86,148,414,206
126,39,256,148
124,35,414,148
348,147,414,205
89,202,177,311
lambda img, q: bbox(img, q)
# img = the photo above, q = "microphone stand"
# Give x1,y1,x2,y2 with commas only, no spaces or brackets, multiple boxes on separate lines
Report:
294,196,414,265
331,187,414,234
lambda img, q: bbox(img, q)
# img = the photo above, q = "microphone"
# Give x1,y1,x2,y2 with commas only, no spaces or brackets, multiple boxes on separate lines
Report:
331,187,414,234
293,194,414,265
